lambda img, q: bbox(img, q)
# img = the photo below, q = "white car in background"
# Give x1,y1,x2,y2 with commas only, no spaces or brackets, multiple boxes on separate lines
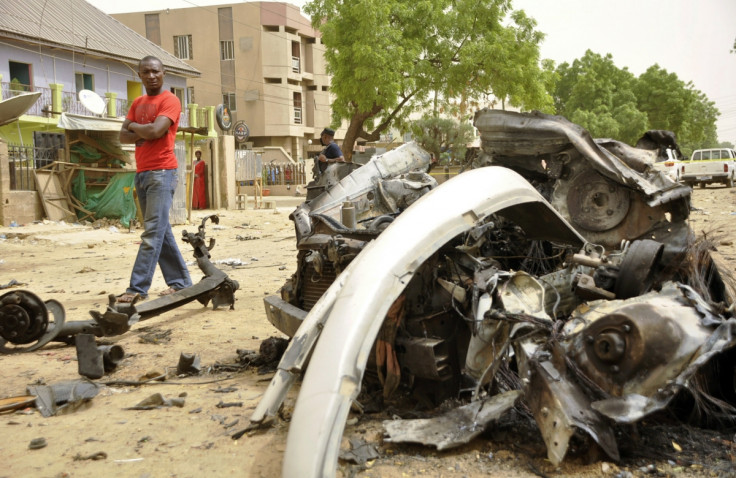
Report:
652,147,683,182
680,148,736,188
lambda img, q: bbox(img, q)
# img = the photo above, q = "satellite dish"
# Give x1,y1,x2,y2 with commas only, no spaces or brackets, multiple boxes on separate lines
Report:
0,91,42,126
78,89,106,116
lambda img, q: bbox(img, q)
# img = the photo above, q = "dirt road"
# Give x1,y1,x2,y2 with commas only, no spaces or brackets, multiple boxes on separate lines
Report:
0,186,735,478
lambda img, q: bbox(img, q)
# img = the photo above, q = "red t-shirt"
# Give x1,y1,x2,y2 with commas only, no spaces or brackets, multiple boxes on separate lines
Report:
126,91,181,172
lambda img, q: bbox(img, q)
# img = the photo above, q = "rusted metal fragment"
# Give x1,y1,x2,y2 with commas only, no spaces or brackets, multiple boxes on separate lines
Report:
27,380,101,417
566,283,712,398
591,317,736,423
383,391,521,450
291,143,434,240
516,340,620,465
0,291,66,353
338,437,380,464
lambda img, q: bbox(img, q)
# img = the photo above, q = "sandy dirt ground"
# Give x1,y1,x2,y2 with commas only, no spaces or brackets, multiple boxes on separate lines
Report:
1,186,735,478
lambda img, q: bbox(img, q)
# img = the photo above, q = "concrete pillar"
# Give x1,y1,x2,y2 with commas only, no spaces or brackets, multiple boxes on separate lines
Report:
187,103,198,128
49,83,63,118
0,140,9,226
216,135,236,209
104,92,117,117
205,106,216,137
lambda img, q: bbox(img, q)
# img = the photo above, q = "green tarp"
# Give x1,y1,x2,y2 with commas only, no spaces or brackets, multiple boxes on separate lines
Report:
72,170,136,228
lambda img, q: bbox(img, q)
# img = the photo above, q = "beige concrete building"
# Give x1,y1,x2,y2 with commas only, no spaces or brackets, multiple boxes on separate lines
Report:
114,2,333,162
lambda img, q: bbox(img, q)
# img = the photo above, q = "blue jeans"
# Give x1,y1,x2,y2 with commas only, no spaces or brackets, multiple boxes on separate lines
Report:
127,169,192,297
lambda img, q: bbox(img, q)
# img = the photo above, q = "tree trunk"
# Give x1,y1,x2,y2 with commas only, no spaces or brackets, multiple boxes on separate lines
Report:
342,104,383,162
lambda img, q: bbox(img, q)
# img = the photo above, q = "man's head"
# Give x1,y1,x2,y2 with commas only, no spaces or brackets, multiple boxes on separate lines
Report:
320,127,335,145
138,56,165,96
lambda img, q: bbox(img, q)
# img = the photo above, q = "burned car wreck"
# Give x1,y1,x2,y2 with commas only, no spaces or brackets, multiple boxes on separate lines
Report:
254,110,736,477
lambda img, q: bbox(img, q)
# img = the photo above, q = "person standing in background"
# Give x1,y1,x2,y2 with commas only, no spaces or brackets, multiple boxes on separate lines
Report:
192,150,207,209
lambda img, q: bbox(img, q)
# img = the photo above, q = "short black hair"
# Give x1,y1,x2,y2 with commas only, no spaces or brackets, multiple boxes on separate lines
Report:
139,56,164,71
321,128,335,137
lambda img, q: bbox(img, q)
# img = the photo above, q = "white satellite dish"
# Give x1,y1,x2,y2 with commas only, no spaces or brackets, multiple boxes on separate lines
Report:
78,89,106,116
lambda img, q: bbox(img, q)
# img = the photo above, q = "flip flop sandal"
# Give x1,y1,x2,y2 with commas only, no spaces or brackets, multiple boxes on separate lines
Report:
116,293,140,303
158,287,181,297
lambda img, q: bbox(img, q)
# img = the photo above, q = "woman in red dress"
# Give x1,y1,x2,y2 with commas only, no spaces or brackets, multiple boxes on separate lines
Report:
192,150,207,209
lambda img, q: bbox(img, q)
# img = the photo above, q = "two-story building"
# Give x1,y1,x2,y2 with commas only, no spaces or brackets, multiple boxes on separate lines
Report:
0,0,204,143
0,0,207,225
114,2,336,163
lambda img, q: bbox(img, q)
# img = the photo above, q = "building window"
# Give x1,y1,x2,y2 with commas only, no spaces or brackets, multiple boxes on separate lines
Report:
293,92,302,125
222,92,236,112
174,35,193,60
75,73,94,92
171,87,185,109
144,13,161,45
220,40,234,60
291,41,300,73
187,86,195,104
8,61,32,93
265,78,282,84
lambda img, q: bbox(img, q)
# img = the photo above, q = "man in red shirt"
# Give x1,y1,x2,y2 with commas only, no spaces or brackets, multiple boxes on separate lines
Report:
117,56,192,303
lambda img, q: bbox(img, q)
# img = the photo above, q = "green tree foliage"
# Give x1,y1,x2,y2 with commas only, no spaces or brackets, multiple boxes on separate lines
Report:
410,116,475,165
554,51,720,150
304,0,553,160
554,51,647,144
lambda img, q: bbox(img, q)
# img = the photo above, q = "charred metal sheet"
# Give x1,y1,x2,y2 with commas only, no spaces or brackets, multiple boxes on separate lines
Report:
473,109,692,249
291,142,435,241
338,437,380,465
263,294,308,338
566,283,712,398
383,390,521,450
591,316,736,422
473,109,687,200
564,283,736,423
27,380,101,417
516,340,620,465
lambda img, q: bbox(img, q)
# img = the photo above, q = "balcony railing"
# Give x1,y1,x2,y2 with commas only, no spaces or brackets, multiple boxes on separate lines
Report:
62,90,94,116
116,97,132,117
292,56,300,74
179,112,189,128
0,83,212,134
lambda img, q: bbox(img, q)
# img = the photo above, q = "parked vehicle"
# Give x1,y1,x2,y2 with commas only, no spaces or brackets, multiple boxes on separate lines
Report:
634,130,685,182
679,147,736,188
651,147,683,181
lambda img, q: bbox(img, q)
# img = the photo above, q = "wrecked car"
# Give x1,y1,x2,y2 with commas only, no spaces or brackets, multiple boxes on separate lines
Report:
255,110,736,477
